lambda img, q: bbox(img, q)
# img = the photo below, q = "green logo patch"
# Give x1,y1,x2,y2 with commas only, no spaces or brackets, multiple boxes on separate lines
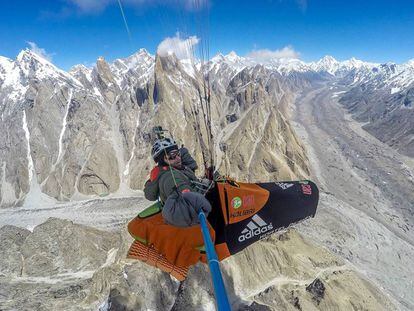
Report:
231,197,242,209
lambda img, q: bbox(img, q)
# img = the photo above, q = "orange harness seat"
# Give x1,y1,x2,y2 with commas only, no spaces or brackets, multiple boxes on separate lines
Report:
127,203,215,271
127,239,189,281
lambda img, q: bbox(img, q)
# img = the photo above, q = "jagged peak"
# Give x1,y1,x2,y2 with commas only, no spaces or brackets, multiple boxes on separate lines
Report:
16,48,34,61
16,48,54,67
96,56,112,72
0,55,14,75
120,49,154,68
225,51,242,61
404,59,414,68
211,52,225,63
70,64,91,71
318,55,339,64
125,48,154,61
15,48,73,78
1,49,83,89
0,55,13,64
69,64,92,76
136,48,152,56
345,57,363,64
323,55,337,60
342,57,378,69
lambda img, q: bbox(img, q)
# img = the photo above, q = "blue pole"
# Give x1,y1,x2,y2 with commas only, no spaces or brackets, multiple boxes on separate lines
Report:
198,212,231,311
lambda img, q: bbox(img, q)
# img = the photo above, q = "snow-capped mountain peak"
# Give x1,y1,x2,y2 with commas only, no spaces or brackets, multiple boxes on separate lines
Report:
341,57,375,70
226,51,240,61
15,49,81,87
0,55,13,68
221,51,247,70
122,49,153,68
0,56,14,83
16,48,50,65
319,55,338,64
70,64,91,73
69,64,93,86
211,53,225,63
405,59,414,69
110,49,154,77
311,55,340,74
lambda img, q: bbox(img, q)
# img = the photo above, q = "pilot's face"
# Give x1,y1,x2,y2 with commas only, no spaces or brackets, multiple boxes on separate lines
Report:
164,149,182,168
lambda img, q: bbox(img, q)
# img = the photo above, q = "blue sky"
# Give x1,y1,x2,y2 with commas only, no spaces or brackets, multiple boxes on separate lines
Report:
1,0,413,70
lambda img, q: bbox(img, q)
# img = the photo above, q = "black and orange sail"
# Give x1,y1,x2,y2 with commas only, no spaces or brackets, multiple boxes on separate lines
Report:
127,179,319,281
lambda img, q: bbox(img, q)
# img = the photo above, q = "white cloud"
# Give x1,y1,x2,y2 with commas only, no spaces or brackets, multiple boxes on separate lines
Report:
65,0,209,14
124,0,210,11
157,33,199,59
27,42,54,61
246,46,300,61
66,0,112,13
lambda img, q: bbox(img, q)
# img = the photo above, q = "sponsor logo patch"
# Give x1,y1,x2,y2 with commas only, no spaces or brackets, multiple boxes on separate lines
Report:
242,194,255,208
301,184,312,195
230,208,255,218
238,214,274,242
231,195,255,210
275,182,294,190
231,197,242,209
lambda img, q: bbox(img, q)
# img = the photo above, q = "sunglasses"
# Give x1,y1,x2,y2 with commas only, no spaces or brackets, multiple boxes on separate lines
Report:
167,150,181,160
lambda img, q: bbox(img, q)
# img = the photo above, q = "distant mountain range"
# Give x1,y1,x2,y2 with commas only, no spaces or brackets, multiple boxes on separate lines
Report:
0,49,413,207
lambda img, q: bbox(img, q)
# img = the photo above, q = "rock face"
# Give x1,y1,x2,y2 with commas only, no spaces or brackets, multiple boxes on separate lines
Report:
214,66,309,181
0,225,30,276
0,220,396,311
0,218,118,279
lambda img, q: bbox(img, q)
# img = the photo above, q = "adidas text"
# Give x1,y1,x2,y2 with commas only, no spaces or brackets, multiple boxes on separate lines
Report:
238,224,274,242
238,215,274,242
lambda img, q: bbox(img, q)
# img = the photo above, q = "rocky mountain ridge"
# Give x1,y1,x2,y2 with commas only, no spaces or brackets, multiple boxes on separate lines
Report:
0,49,306,207
0,49,413,207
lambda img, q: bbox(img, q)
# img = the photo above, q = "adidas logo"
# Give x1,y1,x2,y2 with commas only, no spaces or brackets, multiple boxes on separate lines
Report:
238,214,274,242
275,182,294,190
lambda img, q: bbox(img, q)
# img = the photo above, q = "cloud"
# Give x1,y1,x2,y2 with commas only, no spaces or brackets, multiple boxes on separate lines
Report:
246,46,300,61
27,42,54,61
124,0,210,11
64,0,209,14
157,33,199,59
66,0,112,13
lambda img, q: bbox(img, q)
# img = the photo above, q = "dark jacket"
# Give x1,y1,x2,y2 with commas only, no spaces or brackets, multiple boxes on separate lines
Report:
143,147,211,227
180,147,198,172
144,165,199,203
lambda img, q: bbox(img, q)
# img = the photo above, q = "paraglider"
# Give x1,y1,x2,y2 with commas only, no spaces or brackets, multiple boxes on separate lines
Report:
127,127,319,281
